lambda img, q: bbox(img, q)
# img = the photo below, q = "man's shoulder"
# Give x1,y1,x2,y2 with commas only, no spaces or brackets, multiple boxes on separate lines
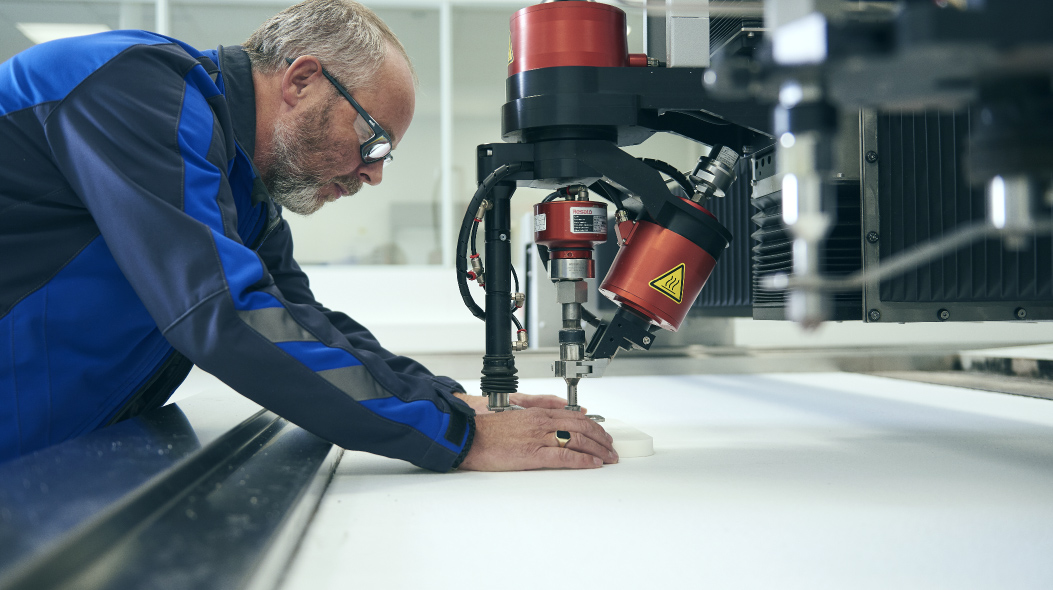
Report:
1,31,207,115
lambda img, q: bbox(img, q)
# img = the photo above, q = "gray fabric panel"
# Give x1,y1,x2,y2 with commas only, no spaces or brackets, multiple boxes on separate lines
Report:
318,365,391,402
237,307,318,343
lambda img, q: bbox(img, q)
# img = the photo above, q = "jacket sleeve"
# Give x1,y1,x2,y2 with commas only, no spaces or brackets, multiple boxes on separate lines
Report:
43,42,474,472
256,220,469,398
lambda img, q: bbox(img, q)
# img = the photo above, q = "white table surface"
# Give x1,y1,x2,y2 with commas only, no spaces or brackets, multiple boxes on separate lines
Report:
279,373,1053,590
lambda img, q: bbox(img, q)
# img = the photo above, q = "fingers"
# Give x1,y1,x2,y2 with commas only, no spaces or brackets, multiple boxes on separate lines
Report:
534,446,605,469
548,430,618,465
546,415,615,452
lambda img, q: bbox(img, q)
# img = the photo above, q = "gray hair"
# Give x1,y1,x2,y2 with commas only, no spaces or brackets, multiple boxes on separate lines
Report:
244,0,414,92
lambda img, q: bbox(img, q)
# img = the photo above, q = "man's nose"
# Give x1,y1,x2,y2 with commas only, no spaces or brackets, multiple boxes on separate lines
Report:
358,160,384,186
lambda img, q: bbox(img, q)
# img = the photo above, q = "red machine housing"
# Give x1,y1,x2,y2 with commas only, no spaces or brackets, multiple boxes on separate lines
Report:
600,203,724,332
508,1,646,76
534,200,609,277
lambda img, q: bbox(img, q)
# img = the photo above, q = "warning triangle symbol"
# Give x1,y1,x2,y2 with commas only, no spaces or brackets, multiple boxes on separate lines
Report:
649,263,685,304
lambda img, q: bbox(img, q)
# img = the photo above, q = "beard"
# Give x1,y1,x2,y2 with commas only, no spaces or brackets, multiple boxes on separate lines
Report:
262,96,363,216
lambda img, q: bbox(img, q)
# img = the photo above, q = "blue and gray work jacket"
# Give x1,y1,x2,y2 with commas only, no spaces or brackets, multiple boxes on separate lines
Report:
0,32,474,471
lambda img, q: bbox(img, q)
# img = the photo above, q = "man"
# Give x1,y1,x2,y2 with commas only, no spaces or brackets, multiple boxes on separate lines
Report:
0,0,617,471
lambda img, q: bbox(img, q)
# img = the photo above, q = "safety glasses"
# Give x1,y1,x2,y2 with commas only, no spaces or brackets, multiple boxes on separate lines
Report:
285,58,393,166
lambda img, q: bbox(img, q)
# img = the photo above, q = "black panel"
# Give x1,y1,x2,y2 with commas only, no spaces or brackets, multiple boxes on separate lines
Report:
877,111,1053,303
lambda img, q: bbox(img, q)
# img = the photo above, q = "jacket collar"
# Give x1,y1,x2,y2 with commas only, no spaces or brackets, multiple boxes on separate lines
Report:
216,45,257,161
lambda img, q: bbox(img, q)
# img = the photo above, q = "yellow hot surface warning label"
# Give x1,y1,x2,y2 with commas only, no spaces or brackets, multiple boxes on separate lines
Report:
649,263,686,303
508,36,514,64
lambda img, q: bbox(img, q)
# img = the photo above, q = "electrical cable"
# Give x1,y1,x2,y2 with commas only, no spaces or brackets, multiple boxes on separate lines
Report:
589,180,626,211
638,157,694,197
456,162,531,321
581,306,602,328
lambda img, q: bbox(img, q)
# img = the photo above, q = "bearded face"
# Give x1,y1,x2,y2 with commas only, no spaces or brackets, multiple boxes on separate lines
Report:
262,94,363,216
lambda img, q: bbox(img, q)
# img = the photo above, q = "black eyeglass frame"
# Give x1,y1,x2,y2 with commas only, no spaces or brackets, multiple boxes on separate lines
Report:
285,57,393,165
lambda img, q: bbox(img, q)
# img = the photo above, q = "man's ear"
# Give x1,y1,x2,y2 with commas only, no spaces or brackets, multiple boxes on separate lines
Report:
281,55,324,107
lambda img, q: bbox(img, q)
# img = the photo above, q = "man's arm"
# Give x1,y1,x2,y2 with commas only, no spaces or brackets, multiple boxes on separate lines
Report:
256,221,465,396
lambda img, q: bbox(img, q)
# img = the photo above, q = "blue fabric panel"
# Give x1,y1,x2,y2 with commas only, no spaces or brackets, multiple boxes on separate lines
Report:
0,316,18,457
199,49,224,93
184,63,222,100
178,80,224,234
10,291,50,451
40,237,172,439
360,398,459,453
275,341,363,372
210,229,280,311
0,237,172,461
0,30,172,117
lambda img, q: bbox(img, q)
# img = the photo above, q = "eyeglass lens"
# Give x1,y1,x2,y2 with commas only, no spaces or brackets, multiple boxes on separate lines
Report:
351,111,391,163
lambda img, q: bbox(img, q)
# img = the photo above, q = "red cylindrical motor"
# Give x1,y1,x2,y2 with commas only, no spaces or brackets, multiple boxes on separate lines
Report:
534,200,609,278
599,202,729,332
509,1,629,76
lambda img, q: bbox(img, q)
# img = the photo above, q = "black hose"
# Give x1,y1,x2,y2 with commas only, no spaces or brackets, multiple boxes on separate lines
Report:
581,306,602,328
589,180,626,211
638,158,694,198
456,162,530,321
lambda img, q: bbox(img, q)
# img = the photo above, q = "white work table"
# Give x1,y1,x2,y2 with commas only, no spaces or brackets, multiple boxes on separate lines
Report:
279,373,1053,590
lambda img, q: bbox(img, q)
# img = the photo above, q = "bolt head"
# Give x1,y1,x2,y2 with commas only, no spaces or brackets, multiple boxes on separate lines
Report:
1015,307,1028,319
868,309,881,321
865,151,878,163
642,337,652,345
938,309,950,321
866,231,879,244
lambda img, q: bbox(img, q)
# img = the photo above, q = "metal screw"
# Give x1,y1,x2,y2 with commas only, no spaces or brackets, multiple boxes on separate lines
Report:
1015,307,1028,319
868,309,881,321
835,172,845,178
866,231,879,244
865,151,878,163
499,233,508,241
937,309,950,321
642,336,652,345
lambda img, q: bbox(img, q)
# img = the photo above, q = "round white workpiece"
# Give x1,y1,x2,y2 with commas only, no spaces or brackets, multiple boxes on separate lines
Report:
602,418,654,458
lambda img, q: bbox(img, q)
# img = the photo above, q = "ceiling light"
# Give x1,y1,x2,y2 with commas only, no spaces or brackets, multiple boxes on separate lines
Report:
16,23,112,45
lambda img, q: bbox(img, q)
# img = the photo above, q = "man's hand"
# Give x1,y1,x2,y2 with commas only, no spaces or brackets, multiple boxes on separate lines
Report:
453,392,585,414
458,408,618,471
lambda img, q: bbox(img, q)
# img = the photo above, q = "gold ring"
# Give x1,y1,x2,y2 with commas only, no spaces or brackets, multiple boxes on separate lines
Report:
555,430,571,448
